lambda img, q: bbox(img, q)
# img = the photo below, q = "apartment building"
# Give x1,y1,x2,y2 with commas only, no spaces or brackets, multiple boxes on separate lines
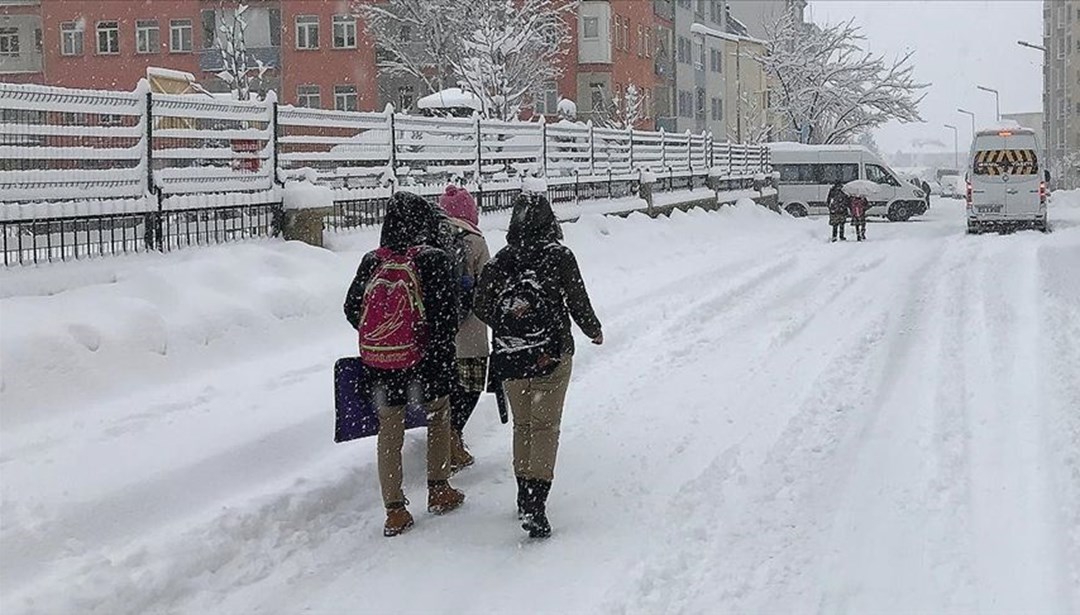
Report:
0,0,43,84
1043,0,1080,188
0,0,377,111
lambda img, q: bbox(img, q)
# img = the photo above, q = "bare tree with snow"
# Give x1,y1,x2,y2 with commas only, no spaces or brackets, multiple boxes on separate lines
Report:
451,0,574,120
214,1,269,101
355,0,468,96
758,11,927,145
597,83,649,130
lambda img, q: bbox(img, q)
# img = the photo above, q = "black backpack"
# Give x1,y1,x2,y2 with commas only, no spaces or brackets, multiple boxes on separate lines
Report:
489,247,563,380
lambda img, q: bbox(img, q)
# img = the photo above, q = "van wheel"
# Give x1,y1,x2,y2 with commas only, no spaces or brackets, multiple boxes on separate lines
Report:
889,202,911,222
784,203,808,218
967,222,980,235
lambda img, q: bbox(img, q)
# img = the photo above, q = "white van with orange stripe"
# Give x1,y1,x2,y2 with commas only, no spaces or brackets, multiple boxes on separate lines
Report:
966,126,1048,233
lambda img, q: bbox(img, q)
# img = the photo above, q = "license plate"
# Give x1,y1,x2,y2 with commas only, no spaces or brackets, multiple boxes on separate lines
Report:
976,205,1003,213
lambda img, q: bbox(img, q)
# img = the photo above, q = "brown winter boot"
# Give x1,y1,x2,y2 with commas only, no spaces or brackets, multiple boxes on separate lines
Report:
450,431,475,473
383,504,414,537
427,480,465,514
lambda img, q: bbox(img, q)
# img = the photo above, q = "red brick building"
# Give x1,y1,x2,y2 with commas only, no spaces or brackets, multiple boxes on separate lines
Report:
2,0,662,126
1,0,378,110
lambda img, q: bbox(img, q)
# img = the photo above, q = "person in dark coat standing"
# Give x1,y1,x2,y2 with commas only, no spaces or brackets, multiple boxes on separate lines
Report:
343,191,465,537
474,191,603,539
827,181,849,242
921,179,931,210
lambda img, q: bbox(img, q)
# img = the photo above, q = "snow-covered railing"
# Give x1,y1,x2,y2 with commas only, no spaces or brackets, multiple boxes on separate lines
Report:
0,81,148,203
150,91,275,195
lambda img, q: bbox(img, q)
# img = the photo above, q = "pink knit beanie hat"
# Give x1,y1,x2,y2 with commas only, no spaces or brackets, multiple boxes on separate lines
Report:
438,184,479,227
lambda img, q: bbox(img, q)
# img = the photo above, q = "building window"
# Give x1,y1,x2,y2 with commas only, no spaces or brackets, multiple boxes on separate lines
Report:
533,80,558,115
0,27,19,58
678,90,692,118
583,16,599,40
590,82,605,112
398,85,415,110
710,0,723,24
637,25,644,56
334,85,358,111
694,40,704,69
710,48,722,72
711,97,723,121
297,85,321,108
201,10,216,48
136,20,160,54
296,15,319,49
170,19,193,52
96,21,120,55
60,21,84,56
677,36,689,63
269,9,281,47
333,15,357,49
34,27,41,52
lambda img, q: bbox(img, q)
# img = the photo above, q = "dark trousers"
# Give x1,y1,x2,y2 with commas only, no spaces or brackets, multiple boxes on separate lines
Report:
831,221,846,240
450,382,481,435
851,216,867,240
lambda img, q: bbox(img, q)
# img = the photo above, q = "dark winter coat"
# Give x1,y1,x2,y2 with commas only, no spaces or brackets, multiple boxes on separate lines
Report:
827,183,849,225
343,192,459,407
474,193,602,384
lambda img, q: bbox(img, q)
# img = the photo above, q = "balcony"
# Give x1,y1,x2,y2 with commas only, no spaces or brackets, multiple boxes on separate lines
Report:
198,47,279,73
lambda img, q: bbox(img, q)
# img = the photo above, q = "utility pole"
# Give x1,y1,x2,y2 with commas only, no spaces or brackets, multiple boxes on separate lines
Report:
976,85,1000,123
958,108,976,140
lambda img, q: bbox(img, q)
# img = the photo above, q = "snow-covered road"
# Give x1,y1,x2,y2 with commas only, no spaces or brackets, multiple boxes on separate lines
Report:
2,195,1079,614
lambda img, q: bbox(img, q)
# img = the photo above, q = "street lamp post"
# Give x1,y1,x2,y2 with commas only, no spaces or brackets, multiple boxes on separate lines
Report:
976,85,1000,123
944,124,959,169
958,108,976,139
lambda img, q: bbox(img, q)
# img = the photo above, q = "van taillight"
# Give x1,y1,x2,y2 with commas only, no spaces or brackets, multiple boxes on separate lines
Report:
1039,181,1046,204
966,181,973,206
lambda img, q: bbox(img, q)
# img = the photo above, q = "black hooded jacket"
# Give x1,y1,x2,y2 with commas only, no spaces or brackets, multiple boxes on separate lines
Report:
343,192,459,406
474,193,602,373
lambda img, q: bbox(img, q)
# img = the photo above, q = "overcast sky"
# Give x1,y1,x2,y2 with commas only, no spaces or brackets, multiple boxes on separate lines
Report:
808,0,1043,154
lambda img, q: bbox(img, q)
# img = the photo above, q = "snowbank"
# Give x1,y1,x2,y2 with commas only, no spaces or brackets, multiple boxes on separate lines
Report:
0,241,353,426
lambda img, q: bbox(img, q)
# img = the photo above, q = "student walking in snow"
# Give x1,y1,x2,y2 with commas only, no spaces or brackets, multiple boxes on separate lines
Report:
849,194,869,241
474,191,603,539
343,191,465,537
437,185,492,472
827,181,849,242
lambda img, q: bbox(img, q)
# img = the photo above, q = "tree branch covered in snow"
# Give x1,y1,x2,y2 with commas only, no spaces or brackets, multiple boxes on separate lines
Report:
597,83,648,130
355,0,464,96
214,1,268,100
759,11,927,144
450,0,575,120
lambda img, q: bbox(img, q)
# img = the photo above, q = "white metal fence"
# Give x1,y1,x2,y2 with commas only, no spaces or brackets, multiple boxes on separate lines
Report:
0,81,771,264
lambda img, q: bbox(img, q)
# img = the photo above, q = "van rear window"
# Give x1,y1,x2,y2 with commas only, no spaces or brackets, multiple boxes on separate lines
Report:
973,149,1038,176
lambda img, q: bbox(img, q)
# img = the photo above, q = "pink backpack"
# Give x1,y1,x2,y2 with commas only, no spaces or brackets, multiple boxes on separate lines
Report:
358,247,428,370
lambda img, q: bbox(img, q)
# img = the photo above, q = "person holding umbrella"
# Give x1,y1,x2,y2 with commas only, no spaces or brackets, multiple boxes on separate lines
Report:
842,179,879,242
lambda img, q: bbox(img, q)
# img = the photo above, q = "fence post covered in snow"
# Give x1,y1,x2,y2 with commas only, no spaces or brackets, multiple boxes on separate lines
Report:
144,89,163,252
386,104,397,190
628,127,635,171
640,169,656,214
540,115,548,177
587,120,595,177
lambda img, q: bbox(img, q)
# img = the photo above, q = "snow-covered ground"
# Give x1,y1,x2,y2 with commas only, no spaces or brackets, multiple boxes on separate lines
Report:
2,193,1079,614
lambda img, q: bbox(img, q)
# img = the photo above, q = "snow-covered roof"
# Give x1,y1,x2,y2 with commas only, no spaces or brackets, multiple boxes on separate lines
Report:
417,88,483,112
689,22,768,46
147,67,196,83
975,119,1035,135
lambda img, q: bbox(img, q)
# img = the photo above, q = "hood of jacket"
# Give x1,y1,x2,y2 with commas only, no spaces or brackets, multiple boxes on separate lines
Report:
380,191,437,252
506,193,562,248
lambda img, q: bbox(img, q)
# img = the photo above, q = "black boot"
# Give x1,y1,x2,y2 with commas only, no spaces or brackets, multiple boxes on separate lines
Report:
521,479,552,539
516,476,528,520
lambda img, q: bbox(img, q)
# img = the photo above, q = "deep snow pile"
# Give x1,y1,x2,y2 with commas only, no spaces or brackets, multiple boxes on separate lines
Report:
2,196,1079,615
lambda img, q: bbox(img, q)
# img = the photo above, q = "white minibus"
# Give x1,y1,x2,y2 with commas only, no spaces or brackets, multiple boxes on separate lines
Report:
768,143,927,221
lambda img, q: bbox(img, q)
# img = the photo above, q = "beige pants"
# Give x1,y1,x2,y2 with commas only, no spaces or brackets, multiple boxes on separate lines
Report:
377,395,452,507
504,358,573,482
